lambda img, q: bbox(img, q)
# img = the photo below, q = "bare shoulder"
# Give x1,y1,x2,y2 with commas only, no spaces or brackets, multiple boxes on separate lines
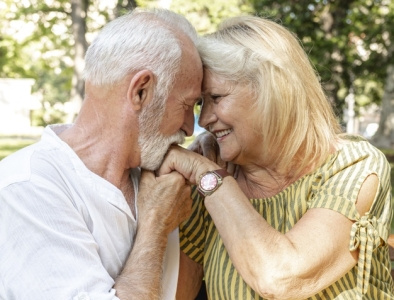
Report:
356,174,379,216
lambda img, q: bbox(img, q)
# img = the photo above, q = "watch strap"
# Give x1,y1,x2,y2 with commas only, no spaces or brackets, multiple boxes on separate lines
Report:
212,168,230,178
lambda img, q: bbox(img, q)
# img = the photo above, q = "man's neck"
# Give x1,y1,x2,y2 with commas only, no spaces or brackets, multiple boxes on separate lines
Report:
58,122,137,187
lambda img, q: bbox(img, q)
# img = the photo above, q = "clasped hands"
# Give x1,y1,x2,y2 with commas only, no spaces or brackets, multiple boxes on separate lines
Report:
137,132,234,235
158,131,236,183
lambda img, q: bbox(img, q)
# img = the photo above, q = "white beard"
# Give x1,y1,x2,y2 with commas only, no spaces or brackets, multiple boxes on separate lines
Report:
139,128,185,171
137,96,185,171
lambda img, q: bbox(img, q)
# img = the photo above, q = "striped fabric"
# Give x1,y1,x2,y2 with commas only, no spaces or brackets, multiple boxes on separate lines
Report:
180,136,394,299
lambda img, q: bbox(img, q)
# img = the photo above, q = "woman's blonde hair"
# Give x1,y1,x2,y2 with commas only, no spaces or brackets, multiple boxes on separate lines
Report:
198,15,342,177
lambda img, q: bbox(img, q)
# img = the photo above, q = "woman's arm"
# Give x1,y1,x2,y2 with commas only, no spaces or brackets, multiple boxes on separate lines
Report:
202,174,377,300
176,251,204,300
159,146,379,300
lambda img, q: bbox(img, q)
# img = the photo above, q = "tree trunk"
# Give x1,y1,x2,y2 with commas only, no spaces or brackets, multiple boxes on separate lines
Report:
67,0,88,123
115,0,137,18
372,63,394,148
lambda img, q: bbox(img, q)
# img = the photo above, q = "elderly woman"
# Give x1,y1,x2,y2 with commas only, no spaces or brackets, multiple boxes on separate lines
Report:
158,15,393,300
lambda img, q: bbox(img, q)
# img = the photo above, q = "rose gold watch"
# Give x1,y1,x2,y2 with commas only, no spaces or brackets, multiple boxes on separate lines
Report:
197,169,230,197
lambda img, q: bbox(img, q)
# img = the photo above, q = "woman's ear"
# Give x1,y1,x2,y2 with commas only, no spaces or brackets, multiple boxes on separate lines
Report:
127,70,155,111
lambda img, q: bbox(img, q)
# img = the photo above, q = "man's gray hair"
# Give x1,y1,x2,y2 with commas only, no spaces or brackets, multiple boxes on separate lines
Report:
83,8,198,100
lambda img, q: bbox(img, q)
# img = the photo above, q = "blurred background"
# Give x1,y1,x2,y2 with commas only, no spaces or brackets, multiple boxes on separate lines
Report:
0,0,393,156
0,0,393,260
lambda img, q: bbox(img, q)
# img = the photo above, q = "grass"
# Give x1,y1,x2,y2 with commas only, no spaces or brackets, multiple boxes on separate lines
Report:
0,137,38,160
0,136,194,160
1,136,393,232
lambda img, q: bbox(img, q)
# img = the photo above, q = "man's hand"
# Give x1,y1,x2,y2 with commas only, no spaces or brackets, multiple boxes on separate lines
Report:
138,170,192,235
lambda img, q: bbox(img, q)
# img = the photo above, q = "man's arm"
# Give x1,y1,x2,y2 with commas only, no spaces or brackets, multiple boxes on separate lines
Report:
114,170,192,299
114,218,169,299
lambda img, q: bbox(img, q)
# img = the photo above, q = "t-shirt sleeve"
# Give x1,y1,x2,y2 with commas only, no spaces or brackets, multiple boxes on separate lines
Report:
0,181,119,300
179,186,206,265
308,142,392,295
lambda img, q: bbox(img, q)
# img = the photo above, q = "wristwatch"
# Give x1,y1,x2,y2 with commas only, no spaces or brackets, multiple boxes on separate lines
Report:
197,169,230,197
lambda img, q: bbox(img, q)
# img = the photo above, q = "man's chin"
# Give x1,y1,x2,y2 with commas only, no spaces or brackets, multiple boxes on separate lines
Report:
171,133,185,146
139,132,185,171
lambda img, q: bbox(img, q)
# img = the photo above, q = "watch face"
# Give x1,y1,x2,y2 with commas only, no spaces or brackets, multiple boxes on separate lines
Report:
200,173,218,191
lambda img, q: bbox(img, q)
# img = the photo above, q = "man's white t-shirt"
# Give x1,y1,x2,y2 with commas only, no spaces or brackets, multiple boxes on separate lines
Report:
0,125,179,300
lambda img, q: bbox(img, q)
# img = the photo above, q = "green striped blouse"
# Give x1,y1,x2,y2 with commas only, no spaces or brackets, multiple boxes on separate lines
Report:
180,136,394,299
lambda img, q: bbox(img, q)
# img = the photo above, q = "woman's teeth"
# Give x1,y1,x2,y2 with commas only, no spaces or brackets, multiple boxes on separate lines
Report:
216,129,232,138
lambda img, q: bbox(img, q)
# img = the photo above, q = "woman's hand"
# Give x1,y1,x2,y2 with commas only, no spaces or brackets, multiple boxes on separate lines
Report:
188,131,238,177
157,145,220,185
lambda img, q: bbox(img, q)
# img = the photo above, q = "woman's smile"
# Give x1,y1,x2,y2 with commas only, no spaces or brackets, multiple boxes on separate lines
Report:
215,128,233,140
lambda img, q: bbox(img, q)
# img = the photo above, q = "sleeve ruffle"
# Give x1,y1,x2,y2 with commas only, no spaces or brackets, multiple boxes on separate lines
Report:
349,213,381,296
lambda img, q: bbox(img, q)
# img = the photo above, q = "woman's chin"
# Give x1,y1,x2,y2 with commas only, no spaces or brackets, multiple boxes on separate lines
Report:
219,151,236,164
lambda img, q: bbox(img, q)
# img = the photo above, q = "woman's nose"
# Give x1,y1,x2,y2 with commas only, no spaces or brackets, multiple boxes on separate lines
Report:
198,101,215,129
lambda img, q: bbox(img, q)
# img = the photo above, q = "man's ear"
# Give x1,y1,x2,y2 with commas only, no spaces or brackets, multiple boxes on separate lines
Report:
127,70,155,111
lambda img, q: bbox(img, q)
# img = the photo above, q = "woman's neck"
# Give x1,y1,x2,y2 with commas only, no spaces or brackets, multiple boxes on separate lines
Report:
236,164,305,199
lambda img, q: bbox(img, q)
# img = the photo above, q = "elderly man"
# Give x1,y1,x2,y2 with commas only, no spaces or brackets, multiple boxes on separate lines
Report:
0,9,202,300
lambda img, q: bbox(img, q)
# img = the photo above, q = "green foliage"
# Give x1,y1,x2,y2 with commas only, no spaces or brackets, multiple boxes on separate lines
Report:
248,0,394,117
1,0,393,125
170,0,253,34
1,0,74,123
